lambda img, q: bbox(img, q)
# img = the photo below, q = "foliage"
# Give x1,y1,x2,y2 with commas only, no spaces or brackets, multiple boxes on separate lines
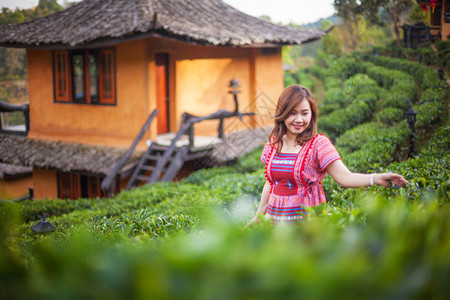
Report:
377,0,416,45
308,65,328,80
1,183,448,299
367,55,447,90
375,107,404,125
419,88,447,104
294,69,315,90
343,74,378,101
284,69,315,90
323,76,343,90
319,100,370,140
1,38,449,299
380,124,450,200
320,87,347,115
435,40,450,69
284,72,297,87
382,87,413,110
335,122,384,152
181,166,236,185
0,1,65,81
415,102,445,130
343,124,409,172
232,145,265,173
328,56,359,79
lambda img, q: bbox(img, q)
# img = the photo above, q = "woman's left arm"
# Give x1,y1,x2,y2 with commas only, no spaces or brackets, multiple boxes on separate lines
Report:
326,160,408,188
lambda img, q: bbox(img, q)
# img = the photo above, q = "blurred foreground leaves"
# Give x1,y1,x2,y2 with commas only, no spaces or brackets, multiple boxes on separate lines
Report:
0,191,449,299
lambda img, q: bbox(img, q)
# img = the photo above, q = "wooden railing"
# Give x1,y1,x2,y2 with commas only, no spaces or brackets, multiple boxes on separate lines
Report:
101,108,159,196
181,110,255,149
402,23,442,48
0,101,30,136
147,109,254,183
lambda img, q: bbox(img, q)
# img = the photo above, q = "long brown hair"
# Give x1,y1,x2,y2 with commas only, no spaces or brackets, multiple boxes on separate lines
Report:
268,85,318,151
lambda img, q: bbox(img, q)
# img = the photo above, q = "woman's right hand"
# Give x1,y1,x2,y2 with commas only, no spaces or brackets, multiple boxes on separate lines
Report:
244,216,261,228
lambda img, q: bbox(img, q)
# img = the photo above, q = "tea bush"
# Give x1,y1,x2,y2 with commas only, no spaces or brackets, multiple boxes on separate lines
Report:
367,55,448,90
319,100,370,140
419,87,447,104
355,91,378,111
295,68,314,91
378,124,450,200
366,65,415,90
375,107,404,125
308,64,328,80
328,56,359,80
181,166,236,185
435,40,450,69
284,72,297,87
1,190,448,299
232,145,265,173
323,76,343,90
415,102,445,129
320,87,347,115
382,87,413,110
90,210,196,238
343,74,378,101
418,47,437,65
417,68,446,90
343,124,409,172
284,70,314,90
335,122,383,153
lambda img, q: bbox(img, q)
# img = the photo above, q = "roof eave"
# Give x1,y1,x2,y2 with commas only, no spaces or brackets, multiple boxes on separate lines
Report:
0,28,325,50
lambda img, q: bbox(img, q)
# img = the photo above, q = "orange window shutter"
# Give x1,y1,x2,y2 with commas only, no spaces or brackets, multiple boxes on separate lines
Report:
99,49,115,104
84,50,91,104
54,51,71,102
59,172,71,199
87,176,101,198
71,173,81,200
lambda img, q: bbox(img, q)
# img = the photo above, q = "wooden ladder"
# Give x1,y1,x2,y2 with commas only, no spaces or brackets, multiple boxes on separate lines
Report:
125,143,189,190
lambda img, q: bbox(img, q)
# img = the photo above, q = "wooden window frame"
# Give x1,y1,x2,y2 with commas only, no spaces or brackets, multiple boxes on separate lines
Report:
54,51,71,102
57,172,111,199
53,48,116,106
99,49,116,105
58,172,80,200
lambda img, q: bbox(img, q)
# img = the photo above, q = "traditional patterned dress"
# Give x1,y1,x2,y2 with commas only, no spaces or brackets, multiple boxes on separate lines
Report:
261,134,341,225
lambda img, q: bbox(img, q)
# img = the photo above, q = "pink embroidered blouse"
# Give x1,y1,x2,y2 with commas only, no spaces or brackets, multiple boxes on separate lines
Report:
261,134,341,224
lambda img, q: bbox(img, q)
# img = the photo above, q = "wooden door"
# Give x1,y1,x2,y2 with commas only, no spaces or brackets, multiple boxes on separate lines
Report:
155,53,170,134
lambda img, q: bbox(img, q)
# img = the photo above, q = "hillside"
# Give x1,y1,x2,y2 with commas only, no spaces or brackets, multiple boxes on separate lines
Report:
0,43,448,298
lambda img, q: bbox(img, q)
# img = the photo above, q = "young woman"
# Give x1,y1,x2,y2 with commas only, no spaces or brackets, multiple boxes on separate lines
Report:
246,85,408,226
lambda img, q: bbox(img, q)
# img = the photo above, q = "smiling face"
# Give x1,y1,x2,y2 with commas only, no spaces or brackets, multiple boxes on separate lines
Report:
283,99,312,140
269,85,318,148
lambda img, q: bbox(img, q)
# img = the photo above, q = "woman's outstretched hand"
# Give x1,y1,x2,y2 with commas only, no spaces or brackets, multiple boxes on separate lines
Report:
374,173,408,188
244,216,261,228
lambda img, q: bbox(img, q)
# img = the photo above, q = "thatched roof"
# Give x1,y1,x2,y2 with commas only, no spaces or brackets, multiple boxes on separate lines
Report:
0,162,32,179
0,0,324,48
0,134,139,176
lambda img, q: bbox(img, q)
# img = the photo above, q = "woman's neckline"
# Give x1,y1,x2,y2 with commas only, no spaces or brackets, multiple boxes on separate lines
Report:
279,135,304,154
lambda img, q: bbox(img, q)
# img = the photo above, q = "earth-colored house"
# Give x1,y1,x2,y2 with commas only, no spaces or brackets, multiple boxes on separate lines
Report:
410,0,450,42
0,0,324,200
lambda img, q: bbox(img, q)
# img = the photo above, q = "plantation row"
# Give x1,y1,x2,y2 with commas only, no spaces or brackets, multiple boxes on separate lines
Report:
0,50,449,298
2,52,448,244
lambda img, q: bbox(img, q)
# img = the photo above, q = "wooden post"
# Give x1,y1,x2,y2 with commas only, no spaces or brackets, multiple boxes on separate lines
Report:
188,125,194,148
24,107,30,134
218,117,224,138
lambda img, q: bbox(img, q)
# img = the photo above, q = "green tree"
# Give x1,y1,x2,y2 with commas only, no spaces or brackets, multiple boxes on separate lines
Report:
0,0,65,82
320,20,342,56
333,0,364,50
375,0,415,46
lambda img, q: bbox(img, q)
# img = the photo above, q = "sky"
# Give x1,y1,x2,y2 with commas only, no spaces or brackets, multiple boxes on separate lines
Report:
0,0,336,25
